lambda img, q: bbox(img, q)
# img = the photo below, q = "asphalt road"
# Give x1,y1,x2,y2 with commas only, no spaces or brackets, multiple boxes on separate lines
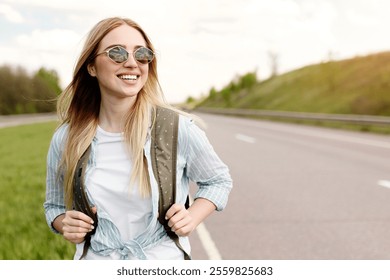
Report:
0,113,58,128
189,112,390,260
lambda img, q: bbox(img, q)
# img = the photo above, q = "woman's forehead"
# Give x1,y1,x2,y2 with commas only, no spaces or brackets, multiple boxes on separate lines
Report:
99,24,146,50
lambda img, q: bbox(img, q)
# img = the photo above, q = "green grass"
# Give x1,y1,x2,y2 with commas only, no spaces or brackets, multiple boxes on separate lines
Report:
0,122,75,259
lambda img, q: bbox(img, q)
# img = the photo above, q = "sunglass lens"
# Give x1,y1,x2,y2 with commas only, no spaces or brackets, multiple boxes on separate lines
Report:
108,46,128,63
134,47,154,64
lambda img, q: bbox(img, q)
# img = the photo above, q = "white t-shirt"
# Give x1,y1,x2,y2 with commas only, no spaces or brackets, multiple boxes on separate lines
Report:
76,125,183,259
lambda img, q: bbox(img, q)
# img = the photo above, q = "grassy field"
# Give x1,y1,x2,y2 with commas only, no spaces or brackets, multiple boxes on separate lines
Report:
0,122,74,259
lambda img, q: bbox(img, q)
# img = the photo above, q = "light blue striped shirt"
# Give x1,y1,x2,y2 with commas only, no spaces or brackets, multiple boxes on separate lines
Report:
44,114,233,259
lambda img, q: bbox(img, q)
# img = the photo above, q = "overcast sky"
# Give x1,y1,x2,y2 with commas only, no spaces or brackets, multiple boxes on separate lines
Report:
0,0,389,103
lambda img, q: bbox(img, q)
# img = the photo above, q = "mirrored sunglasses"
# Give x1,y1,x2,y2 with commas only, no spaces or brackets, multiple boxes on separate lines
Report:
96,46,154,64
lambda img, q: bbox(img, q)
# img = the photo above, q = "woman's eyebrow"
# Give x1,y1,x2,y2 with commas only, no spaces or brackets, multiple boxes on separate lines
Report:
103,44,147,51
103,44,126,50
133,44,147,49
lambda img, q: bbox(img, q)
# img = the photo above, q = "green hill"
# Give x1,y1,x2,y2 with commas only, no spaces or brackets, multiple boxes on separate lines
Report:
195,51,390,116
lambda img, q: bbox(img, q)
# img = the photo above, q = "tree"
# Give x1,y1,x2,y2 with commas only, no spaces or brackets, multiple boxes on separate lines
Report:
238,71,257,89
34,67,62,95
209,87,217,101
0,65,61,114
268,50,279,77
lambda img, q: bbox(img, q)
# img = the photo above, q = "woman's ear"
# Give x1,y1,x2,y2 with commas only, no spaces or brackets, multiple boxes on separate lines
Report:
87,64,97,77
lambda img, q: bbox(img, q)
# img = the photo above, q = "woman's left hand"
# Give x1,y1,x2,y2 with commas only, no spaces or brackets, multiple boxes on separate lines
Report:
166,198,216,237
165,204,195,237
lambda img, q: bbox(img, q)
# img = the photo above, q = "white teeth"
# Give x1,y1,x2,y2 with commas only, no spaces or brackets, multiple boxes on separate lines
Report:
119,75,137,80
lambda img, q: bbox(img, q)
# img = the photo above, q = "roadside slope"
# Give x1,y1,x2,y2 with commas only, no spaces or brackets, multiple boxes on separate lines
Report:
198,51,390,116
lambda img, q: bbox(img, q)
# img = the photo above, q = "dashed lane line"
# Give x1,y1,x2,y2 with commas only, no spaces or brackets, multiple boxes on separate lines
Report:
235,133,256,144
378,180,390,189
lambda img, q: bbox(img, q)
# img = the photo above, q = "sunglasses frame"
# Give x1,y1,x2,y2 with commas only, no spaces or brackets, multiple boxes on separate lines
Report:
95,45,155,64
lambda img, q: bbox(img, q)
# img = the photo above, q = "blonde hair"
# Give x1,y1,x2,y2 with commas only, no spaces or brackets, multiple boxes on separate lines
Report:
57,17,171,209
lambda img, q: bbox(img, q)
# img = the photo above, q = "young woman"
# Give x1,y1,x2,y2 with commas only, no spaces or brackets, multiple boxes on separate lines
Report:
44,17,232,260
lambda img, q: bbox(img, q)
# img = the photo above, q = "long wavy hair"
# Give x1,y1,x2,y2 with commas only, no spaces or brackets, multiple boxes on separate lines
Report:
57,17,169,209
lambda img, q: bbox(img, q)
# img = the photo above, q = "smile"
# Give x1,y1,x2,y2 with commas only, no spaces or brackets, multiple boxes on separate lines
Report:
118,74,138,81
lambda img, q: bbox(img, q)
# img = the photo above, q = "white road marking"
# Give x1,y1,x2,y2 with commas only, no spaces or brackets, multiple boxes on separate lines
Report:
378,180,390,189
196,222,222,260
235,133,256,144
189,195,222,260
259,123,390,149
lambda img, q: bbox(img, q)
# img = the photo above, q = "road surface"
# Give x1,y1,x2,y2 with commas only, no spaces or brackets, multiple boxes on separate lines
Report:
0,113,58,128
189,112,390,260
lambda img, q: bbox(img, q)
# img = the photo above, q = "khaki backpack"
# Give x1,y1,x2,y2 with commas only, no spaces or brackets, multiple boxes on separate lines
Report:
73,106,190,260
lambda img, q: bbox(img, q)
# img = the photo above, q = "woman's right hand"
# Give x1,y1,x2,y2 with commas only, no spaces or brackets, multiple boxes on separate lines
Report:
55,208,96,244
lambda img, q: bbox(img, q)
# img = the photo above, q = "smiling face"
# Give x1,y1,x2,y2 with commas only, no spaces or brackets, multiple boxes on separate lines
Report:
88,24,150,102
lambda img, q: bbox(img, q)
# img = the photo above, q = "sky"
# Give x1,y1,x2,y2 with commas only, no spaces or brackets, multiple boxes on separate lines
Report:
0,0,389,104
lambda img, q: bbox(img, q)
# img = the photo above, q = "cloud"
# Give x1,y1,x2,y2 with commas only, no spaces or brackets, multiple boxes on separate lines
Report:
0,28,83,88
0,4,24,23
15,28,81,52
346,10,378,27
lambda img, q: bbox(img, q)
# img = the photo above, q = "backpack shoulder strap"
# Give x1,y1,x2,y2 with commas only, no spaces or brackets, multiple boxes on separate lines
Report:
73,144,97,260
150,106,179,228
150,106,191,260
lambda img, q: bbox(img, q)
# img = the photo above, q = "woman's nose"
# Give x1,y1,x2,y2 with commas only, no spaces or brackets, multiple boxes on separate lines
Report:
123,52,138,68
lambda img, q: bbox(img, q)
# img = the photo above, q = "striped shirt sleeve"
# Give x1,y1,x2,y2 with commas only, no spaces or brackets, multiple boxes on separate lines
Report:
43,124,68,233
180,116,233,211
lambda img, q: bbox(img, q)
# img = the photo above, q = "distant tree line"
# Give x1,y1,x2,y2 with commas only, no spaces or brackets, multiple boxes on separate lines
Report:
0,65,62,115
196,71,258,107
